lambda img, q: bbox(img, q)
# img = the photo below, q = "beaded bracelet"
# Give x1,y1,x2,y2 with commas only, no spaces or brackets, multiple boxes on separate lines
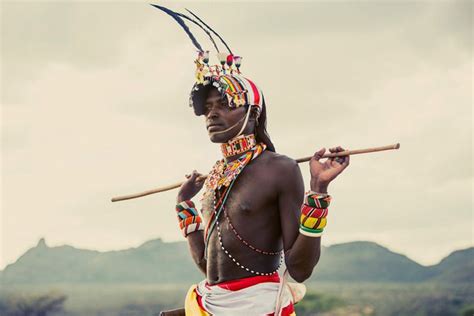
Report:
299,191,332,238
304,190,332,209
176,200,204,237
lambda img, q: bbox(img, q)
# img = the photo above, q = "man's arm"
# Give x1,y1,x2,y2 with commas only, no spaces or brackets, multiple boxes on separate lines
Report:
177,171,207,276
276,159,322,283
277,146,350,283
185,231,207,275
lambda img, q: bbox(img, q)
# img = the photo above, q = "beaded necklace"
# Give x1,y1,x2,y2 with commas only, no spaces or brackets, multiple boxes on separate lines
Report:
220,134,257,158
223,209,283,256
214,199,284,276
202,136,263,200
204,144,265,244
203,142,284,276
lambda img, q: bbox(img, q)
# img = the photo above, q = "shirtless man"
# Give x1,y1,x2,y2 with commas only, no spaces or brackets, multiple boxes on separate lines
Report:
169,85,349,316
151,6,349,315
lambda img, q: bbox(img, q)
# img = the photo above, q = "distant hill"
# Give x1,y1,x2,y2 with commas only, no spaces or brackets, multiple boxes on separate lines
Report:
0,238,201,285
1,238,472,285
427,247,474,283
312,241,432,282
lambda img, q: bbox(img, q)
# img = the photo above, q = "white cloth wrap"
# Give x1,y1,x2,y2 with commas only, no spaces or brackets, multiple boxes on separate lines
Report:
195,277,293,315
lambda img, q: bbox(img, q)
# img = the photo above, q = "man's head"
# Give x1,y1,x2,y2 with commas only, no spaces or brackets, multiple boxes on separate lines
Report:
152,5,275,150
189,74,276,152
204,87,258,143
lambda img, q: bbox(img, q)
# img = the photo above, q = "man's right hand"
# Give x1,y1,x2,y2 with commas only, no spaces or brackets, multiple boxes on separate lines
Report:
177,170,205,203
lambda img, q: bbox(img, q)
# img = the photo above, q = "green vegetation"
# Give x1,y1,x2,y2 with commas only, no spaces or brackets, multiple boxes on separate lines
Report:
0,292,67,316
302,282,473,316
294,292,347,315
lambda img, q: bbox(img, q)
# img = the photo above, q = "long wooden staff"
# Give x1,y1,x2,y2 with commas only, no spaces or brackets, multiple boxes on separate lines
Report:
111,143,400,202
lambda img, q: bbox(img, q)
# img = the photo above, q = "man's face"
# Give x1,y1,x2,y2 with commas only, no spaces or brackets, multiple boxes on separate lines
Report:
204,87,246,143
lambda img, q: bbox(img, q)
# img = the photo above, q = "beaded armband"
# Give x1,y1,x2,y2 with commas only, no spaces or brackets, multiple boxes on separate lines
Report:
176,200,204,237
299,191,332,237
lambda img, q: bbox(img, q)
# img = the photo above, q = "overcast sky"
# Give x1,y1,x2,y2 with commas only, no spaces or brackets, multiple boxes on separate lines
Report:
1,1,472,270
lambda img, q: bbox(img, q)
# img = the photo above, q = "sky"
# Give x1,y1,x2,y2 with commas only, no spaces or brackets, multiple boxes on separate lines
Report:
1,1,472,270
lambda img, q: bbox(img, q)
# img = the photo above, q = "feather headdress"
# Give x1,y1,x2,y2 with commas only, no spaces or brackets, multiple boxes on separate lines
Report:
151,4,275,152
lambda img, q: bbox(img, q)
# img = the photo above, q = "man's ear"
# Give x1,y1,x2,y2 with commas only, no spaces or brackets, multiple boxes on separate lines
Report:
249,106,258,120
247,106,259,134
250,106,260,126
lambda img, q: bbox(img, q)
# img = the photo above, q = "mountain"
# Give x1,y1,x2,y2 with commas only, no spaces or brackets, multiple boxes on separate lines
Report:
1,239,472,285
427,247,474,283
311,241,432,282
0,238,202,285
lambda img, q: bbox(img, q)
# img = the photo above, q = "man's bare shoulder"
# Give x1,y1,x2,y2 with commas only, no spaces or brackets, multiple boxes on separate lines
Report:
256,151,304,196
258,150,300,175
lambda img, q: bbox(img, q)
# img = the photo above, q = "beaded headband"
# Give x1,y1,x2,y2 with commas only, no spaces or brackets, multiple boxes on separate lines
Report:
151,4,264,119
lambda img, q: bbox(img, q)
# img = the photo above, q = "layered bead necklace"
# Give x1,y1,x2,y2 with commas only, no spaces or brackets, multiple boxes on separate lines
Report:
202,134,283,276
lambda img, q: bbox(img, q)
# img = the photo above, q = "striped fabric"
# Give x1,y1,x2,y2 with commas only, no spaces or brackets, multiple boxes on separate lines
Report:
184,274,296,315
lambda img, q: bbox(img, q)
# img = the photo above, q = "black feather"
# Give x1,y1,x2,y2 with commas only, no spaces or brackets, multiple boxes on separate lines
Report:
150,4,203,52
176,12,220,53
185,8,233,55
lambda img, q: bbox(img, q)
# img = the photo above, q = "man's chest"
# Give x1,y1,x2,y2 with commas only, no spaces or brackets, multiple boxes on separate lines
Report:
200,165,278,222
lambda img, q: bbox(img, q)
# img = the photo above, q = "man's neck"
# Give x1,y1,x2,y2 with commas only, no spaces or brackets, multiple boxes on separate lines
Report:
221,134,256,163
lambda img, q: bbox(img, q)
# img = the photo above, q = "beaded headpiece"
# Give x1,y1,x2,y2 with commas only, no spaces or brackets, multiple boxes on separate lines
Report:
151,4,275,152
151,5,264,115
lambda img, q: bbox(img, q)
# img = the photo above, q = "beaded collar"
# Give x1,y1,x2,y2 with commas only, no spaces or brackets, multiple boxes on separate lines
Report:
203,142,266,200
220,134,257,159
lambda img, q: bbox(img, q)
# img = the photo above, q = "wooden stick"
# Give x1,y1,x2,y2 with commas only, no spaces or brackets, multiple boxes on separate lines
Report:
111,143,400,202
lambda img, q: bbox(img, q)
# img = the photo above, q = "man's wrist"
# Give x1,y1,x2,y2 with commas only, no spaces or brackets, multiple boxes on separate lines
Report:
310,179,328,193
177,195,192,203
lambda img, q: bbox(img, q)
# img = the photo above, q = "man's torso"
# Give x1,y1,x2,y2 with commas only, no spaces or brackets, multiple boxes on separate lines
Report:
201,150,288,285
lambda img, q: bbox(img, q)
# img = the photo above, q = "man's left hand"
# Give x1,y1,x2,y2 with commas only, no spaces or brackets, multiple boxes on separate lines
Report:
309,146,350,192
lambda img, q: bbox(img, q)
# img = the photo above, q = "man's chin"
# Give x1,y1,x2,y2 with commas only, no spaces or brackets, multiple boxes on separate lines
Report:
208,131,230,143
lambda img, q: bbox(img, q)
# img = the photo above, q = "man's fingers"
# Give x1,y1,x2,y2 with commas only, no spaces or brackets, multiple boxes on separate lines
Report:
328,146,340,163
334,146,350,166
312,148,326,161
185,170,205,187
185,170,198,180
328,146,345,164
329,146,344,153
343,154,350,166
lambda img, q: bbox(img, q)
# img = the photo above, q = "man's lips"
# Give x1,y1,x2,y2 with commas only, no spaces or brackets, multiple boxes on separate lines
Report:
207,124,224,132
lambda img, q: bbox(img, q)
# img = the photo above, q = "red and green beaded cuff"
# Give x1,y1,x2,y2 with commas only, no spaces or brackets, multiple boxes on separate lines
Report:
304,191,332,209
299,191,332,238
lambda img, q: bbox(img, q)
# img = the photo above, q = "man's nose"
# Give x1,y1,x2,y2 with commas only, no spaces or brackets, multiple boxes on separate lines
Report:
206,106,219,119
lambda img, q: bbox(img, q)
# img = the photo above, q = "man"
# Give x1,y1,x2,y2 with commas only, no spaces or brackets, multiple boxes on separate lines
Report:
152,5,350,315
172,84,349,316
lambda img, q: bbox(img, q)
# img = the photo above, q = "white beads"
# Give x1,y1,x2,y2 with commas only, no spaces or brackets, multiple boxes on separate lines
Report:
211,188,283,276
